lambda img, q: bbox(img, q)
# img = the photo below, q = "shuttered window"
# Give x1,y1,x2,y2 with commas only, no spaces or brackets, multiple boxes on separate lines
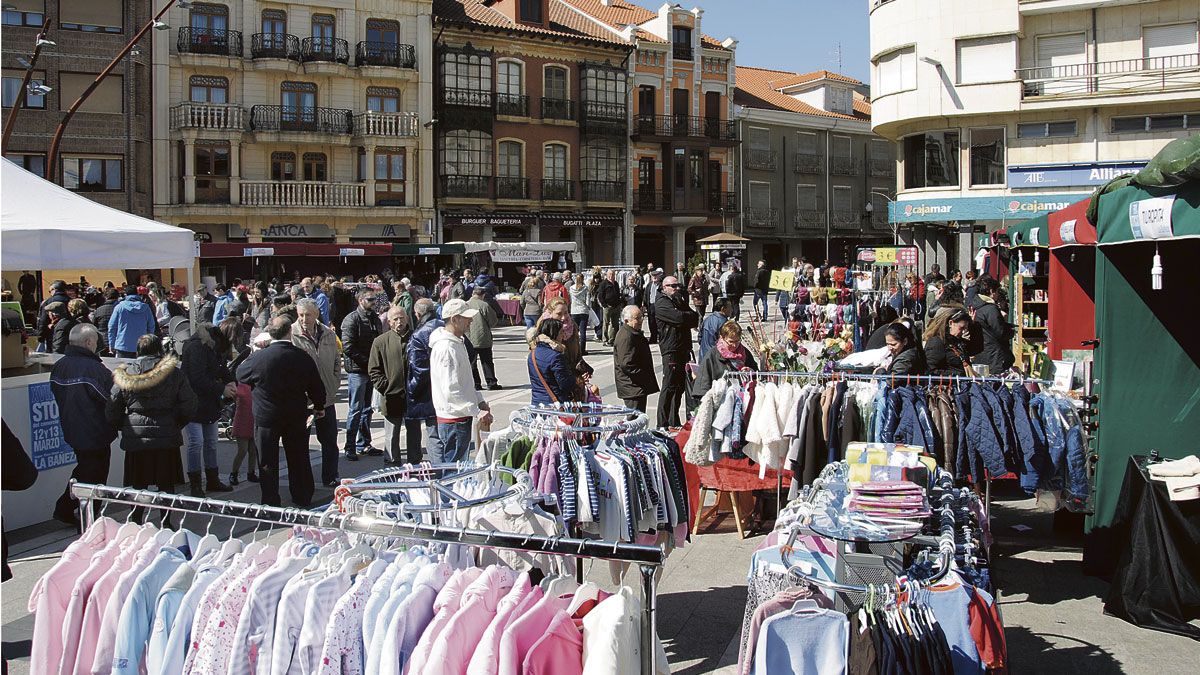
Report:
60,0,122,32
876,47,916,95
1143,22,1198,66
956,36,1013,84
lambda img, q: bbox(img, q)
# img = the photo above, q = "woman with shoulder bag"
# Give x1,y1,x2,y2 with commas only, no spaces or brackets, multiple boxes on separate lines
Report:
528,319,579,404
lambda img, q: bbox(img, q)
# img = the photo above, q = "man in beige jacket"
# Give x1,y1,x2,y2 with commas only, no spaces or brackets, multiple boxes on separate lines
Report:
293,298,342,486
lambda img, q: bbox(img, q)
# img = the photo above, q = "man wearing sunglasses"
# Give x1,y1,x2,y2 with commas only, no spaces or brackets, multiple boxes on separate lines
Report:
653,276,699,428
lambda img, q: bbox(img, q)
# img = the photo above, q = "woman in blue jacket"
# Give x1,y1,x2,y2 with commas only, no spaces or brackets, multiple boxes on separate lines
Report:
528,319,578,404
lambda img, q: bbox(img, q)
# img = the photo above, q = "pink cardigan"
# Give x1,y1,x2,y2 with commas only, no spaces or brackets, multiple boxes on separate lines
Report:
405,567,484,674
522,610,583,675
496,591,573,675
467,582,541,675
420,566,519,675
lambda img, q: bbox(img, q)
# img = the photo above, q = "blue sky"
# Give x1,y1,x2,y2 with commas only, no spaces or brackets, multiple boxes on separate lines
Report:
695,0,871,82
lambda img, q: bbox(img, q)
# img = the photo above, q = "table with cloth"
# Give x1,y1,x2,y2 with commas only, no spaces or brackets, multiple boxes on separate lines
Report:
1102,456,1200,640
496,298,521,325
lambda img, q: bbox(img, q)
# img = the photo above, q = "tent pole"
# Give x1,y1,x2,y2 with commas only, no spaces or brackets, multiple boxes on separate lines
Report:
187,263,198,326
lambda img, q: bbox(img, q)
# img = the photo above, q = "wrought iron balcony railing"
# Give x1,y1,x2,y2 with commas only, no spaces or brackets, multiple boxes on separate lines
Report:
745,149,778,171
541,97,574,121
441,175,492,198
497,93,529,117
633,114,736,140
1017,53,1200,98
250,33,300,61
250,105,352,134
582,180,624,202
794,209,825,230
745,207,779,229
356,41,416,68
541,179,575,201
177,27,241,57
793,153,824,174
830,156,862,176
443,87,493,108
496,177,529,199
300,36,349,64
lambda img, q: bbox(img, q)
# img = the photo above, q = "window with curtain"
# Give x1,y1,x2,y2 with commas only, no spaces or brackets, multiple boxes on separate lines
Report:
749,128,770,152
366,19,399,45
441,130,492,175
903,130,960,189
545,66,568,100
969,128,1005,186
544,144,567,180
375,148,405,204
366,86,400,112
61,155,123,191
189,76,228,103
190,3,227,31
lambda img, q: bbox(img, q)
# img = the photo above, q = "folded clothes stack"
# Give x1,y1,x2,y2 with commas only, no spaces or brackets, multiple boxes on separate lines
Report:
848,481,931,519
1147,455,1200,501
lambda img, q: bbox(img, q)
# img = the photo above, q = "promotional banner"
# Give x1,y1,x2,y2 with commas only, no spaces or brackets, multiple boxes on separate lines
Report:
890,194,1091,224
28,382,76,471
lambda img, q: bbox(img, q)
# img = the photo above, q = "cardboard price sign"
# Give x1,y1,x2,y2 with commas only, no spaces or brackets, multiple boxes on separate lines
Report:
769,270,795,291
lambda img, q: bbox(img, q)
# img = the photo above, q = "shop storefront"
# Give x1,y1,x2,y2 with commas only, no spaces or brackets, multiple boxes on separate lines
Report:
199,242,395,284
442,212,624,268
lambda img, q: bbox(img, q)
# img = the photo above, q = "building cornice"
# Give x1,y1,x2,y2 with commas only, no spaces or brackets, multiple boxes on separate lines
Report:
737,105,872,133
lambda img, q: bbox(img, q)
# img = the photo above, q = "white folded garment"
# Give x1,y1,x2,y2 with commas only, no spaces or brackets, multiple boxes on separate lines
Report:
1147,455,1200,479
1166,474,1200,501
838,346,891,369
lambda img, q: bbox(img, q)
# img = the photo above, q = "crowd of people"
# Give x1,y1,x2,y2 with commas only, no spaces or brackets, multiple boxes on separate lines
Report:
31,252,1021,527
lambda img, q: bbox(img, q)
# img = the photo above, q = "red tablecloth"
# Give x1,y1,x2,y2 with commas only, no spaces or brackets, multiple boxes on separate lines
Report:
674,425,793,520
497,299,521,324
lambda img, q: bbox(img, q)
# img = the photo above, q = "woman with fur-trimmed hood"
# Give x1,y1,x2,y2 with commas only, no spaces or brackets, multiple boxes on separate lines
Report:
107,334,197,494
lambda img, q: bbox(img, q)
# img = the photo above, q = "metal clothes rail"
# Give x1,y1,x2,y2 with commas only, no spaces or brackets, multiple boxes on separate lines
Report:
70,481,666,675
722,369,1053,387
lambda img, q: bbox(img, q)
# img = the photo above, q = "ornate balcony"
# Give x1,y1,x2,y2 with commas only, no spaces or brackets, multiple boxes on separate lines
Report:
177,27,241,57
582,180,624,202
581,101,627,135
352,111,419,138
831,210,861,230
497,94,529,117
170,103,245,131
240,181,365,207
356,41,416,69
830,156,862,176
250,105,352,134
745,149,778,171
443,87,493,108
250,33,300,61
300,37,349,64
793,153,824,174
745,207,779,229
673,44,693,61
710,191,737,213
633,189,671,213
496,177,529,200
441,175,492,199
541,97,574,121
1017,53,1200,98
794,209,825,230
633,115,737,141
868,158,894,177
541,179,575,201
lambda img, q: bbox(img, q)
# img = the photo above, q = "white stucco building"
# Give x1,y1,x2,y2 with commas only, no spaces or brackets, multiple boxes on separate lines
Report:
868,0,1199,271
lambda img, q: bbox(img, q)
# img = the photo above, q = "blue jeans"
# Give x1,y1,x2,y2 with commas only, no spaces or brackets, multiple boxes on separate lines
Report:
753,289,768,318
407,417,444,464
523,316,538,328
344,373,374,453
571,313,589,351
435,419,473,463
183,421,219,472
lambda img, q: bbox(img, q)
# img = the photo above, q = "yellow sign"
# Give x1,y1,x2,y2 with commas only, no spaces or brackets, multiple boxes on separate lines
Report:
875,248,898,264
769,270,795,291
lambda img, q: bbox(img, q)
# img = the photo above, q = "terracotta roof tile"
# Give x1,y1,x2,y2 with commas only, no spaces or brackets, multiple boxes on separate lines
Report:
769,69,863,88
558,0,730,50
734,65,868,121
433,0,629,45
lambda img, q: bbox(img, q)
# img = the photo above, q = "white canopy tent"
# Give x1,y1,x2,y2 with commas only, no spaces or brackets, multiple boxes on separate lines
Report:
1,158,195,270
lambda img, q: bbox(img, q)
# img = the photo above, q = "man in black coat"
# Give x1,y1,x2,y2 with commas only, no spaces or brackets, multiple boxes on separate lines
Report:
48,323,116,525
91,288,120,355
236,316,327,506
654,276,699,428
340,288,384,460
753,260,771,320
36,280,70,351
613,306,658,413
597,269,623,346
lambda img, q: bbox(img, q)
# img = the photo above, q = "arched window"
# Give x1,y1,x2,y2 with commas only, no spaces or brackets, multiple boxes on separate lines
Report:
367,86,400,112
271,152,296,181
189,76,228,103
302,152,326,181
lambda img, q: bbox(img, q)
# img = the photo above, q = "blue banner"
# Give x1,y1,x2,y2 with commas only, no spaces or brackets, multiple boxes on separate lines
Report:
889,193,1091,224
1008,161,1146,189
28,382,76,471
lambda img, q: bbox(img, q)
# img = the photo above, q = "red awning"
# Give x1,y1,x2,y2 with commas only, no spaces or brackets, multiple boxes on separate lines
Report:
200,243,393,258
1047,199,1097,248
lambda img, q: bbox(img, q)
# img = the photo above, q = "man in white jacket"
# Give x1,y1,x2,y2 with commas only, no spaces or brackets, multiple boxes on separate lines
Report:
430,299,494,462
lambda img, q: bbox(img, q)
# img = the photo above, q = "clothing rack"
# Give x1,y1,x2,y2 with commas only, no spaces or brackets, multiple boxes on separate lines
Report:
722,369,1053,387
331,462,535,521
509,402,649,435
70,481,667,675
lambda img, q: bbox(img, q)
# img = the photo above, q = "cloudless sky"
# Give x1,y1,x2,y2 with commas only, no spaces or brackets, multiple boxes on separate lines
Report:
692,0,871,82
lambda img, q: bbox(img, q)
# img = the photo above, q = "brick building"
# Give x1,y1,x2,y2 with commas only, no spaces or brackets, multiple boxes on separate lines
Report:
2,0,153,219
432,0,632,267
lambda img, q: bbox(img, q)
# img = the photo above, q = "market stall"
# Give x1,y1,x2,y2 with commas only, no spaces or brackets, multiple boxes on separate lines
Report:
696,232,749,274
1,159,196,529
1004,215,1051,373
199,242,395,283
1085,178,1200,547
1045,198,1098,361
455,241,579,292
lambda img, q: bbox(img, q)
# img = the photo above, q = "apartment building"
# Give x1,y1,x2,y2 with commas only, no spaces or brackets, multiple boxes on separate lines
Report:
151,0,436,279
2,0,152,219
557,0,738,266
734,66,894,267
869,0,1200,272
432,0,632,266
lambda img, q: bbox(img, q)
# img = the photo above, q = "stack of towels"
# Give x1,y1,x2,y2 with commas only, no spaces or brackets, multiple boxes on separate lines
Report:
1147,455,1200,501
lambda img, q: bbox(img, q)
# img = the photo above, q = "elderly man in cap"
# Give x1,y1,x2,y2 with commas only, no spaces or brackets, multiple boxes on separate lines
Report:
653,275,698,428
429,299,493,462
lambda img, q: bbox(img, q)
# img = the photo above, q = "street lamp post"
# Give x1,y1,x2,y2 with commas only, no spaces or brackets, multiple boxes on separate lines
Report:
1,18,54,155
45,0,187,181
866,190,899,246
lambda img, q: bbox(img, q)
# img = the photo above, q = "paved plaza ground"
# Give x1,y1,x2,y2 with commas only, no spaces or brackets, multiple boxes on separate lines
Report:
2,313,1196,673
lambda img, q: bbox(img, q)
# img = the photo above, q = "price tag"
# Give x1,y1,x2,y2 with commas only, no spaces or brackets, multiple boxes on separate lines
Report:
1129,196,1175,240
1059,220,1078,245
875,248,898,264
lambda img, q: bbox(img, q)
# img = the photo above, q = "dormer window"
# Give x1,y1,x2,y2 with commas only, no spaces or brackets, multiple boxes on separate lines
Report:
519,0,543,24
672,26,692,60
